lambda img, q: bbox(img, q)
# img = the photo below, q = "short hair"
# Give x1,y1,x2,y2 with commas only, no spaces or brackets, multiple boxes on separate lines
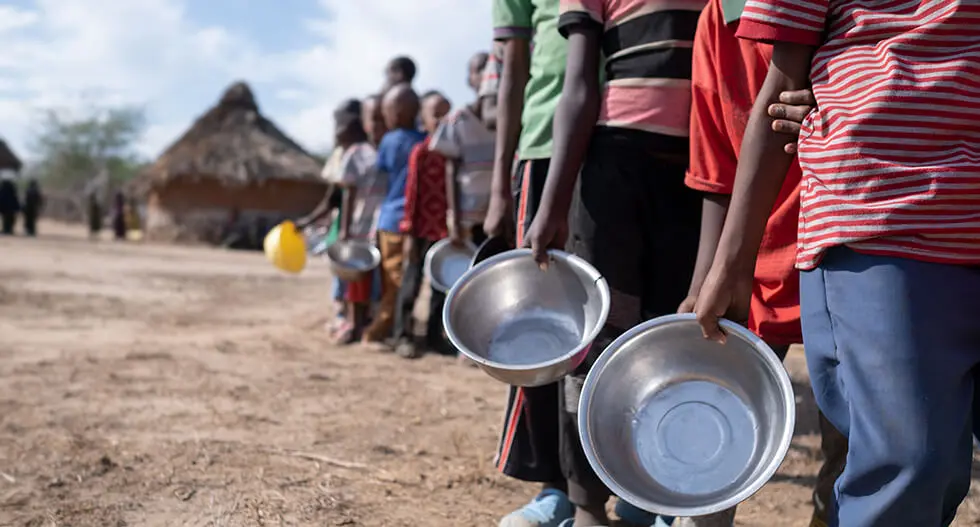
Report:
421,90,451,108
389,56,417,81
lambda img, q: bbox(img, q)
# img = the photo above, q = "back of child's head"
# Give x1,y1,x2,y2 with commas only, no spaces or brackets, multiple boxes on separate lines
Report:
386,56,417,88
468,51,490,92
381,83,420,131
421,91,452,133
334,98,367,146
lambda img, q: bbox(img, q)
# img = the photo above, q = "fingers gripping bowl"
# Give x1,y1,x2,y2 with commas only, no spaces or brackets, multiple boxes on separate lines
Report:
578,314,795,517
443,249,610,387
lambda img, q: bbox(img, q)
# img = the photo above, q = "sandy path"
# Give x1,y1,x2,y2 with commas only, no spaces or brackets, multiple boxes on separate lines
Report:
1,222,978,526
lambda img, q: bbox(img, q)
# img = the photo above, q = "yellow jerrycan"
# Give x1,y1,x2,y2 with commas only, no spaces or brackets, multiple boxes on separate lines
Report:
264,221,307,274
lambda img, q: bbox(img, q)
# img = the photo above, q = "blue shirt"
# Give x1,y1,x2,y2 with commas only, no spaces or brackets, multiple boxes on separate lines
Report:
376,127,427,233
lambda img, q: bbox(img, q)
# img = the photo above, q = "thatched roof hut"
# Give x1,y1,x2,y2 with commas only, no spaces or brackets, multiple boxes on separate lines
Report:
138,81,328,244
0,140,22,172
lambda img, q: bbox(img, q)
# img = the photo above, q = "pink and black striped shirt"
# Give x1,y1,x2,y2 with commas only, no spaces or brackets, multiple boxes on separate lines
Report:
737,0,980,270
558,0,706,150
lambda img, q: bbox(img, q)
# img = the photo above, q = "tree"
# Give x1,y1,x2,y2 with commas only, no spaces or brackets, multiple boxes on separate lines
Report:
28,105,148,193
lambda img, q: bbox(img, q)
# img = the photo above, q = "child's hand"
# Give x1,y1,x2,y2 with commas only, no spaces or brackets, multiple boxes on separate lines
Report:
522,208,568,269
693,264,753,344
677,295,699,314
768,89,817,154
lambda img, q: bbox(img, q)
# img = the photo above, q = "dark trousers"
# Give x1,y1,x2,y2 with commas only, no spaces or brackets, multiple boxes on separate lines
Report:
1,212,15,235
801,247,980,527
392,236,450,353
562,128,702,507
23,211,37,236
496,158,566,485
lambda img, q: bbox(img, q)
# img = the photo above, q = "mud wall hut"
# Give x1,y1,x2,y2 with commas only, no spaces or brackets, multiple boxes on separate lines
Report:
135,82,327,244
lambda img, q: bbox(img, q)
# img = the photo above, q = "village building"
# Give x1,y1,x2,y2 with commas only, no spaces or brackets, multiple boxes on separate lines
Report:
136,81,326,244
0,139,22,180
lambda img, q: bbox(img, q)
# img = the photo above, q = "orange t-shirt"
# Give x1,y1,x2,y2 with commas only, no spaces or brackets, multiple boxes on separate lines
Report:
685,0,802,346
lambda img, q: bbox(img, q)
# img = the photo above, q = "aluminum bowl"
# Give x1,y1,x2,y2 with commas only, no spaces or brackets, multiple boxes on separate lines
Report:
443,249,609,387
325,240,381,282
425,239,477,293
579,314,795,517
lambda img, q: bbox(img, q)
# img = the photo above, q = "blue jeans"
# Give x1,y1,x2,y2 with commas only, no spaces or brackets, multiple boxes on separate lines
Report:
801,247,980,526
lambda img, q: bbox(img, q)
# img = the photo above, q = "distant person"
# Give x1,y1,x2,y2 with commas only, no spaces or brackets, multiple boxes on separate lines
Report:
0,177,19,235
479,43,504,131
87,192,103,240
360,84,425,346
431,51,494,248
362,94,388,147
392,91,452,359
112,191,127,241
383,56,417,93
21,179,43,237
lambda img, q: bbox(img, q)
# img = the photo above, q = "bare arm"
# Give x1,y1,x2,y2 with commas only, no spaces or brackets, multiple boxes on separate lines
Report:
481,95,498,131
524,26,602,259
445,159,463,242
694,42,816,340
679,194,730,311
483,38,530,241
297,184,337,229
339,186,355,240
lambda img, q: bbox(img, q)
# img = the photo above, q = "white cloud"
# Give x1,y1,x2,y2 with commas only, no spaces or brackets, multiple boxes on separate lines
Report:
0,0,493,163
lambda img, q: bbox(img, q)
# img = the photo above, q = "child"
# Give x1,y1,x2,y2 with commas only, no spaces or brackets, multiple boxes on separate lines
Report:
486,1,574,526
525,0,705,524
383,56,417,93
392,92,453,359
675,0,845,525
361,94,388,147
361,84,426,346
693,1,980,525
308,99,384,343
478,43,504,131
431,51,495,248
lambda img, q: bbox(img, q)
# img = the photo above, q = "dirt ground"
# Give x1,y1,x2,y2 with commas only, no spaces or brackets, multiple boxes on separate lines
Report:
1,221,979,527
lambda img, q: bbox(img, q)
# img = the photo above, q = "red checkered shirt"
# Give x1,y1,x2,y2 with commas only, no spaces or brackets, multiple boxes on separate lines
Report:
401,137,448,240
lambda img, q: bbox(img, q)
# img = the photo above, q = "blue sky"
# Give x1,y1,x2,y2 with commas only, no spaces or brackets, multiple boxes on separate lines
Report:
0,0,493,161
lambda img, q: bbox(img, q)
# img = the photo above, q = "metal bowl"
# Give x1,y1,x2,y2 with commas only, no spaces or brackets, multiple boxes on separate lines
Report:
325,240,381,282
425,239,477,293
443,249,609,387
579,314,795,517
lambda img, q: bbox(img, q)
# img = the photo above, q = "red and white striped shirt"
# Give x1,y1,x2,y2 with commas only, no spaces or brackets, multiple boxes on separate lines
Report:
737,1,980,270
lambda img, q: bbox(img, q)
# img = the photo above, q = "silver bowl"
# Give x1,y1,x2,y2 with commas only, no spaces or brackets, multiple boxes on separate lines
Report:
325,240,381,282
425,239,477,293
443,249,609,387
579,314,795,517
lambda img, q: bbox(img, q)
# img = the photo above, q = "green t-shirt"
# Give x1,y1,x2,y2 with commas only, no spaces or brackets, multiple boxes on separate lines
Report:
493,0,566,161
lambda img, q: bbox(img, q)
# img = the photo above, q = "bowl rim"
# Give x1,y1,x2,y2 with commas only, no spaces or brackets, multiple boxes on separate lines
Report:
424,238,478,293
324,239,381,270
442,248,611,373
577,313,796,517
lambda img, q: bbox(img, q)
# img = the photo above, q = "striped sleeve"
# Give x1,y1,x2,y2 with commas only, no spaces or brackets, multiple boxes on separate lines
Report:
479,45,503,98
558,0,604,37
735,0,828,46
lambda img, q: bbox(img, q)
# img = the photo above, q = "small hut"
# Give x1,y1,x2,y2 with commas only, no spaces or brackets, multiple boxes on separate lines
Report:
0,140,22,179
137,81,327,244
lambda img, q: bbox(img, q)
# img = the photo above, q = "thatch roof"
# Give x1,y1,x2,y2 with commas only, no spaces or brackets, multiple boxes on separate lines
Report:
138,81,323,189
0,140,22,171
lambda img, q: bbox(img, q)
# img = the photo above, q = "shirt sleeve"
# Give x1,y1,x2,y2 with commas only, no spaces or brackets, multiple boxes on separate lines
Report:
493,0,534,41
686,2,738,194
558,0,604,37
400,144,424,234
478,45,503,99
429,116,463,160
337,146,366,187
735,0,828,46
